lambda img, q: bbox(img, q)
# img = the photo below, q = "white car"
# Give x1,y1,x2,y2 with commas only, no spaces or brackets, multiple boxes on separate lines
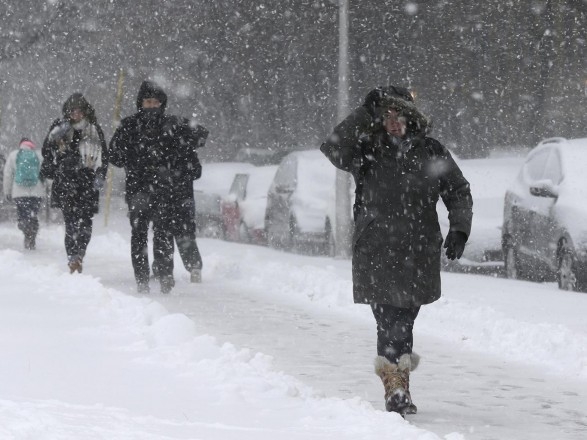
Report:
193,162,254,238
438,153,525,271
222,165,278,244
502,137,587,291
264,149,353,255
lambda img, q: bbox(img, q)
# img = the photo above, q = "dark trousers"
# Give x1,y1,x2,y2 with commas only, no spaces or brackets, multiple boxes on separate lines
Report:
371,303,420,364
129,192,203,285
151,195,203,278
14,197,41,238
128,193,152,285
62,207,93,260
152,199,174,280
171,196,203,271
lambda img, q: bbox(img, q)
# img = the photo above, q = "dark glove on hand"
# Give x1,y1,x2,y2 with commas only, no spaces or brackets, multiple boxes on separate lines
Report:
444,231,468,260
363,87,385,118
5,194,12,203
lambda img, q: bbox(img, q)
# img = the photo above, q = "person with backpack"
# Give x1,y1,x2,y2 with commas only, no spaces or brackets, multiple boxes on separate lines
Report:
40,93,108,274
320,86,473,416
2,138,46,249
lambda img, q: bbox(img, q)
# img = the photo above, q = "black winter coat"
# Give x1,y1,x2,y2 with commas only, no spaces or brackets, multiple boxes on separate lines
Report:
108,113,206,205
41,118,108,216
321,106,473,308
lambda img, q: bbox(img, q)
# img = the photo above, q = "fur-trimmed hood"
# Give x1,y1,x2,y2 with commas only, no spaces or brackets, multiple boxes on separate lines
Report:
62,93,97,124
378,95,431,137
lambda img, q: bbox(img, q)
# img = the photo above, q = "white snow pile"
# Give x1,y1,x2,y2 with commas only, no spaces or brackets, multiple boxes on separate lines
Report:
0,248,447,440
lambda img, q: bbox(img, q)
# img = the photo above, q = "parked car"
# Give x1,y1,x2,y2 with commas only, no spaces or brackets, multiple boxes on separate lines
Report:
265,149,351,255
438,152,525,272
193,162,254,238
502,137,587,291
222,165,278,244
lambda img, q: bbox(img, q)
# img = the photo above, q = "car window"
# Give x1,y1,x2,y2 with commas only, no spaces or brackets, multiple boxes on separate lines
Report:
229,173,249,200
542,150,562,184
524,148,550,182
272,155,297,190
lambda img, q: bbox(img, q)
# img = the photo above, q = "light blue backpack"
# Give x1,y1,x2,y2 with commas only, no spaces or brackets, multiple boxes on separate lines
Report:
15,150,40,187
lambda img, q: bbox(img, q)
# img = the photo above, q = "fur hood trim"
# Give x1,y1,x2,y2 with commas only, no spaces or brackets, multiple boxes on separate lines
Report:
379,96,431,136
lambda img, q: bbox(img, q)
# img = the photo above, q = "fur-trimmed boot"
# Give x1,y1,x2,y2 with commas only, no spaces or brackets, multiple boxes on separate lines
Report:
374,353,419,415
68,255,83,274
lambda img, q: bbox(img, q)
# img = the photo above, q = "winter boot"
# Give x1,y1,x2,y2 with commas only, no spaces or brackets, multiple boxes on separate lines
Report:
374,353,419,416
160,275,175,294
190,268,202,283
137,282,150,294
68,255,83,274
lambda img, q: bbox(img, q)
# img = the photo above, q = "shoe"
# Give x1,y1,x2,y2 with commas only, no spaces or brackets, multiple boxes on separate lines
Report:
375,354,417,416
160,276,175,294
190,269,202,283
137,282,150,294
68,256,83,274
24,235,36,250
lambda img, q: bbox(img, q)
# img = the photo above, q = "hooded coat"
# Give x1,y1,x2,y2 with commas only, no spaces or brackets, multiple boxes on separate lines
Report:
40,93,108,216
321,89,473,308
108,80,208,204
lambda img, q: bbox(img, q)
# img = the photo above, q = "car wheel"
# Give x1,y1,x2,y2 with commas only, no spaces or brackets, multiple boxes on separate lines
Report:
557,246,577,291
239,222,250,244
504,245,520,279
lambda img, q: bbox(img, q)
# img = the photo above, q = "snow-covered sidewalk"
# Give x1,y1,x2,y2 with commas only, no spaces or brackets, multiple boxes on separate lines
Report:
0,226,446,440
1,214,587,439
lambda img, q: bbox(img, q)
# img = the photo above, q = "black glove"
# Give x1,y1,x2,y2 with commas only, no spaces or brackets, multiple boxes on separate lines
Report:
5,194,12,203
444,231,468,260
363,87,386,118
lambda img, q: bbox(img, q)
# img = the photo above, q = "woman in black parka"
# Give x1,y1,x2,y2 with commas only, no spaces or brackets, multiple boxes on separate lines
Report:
321,86,473,415
41,93,108,274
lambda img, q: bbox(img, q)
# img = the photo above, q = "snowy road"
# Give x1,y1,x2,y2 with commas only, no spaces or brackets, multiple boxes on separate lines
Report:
149,283,587,440
1,209,586,439
119,262,583,440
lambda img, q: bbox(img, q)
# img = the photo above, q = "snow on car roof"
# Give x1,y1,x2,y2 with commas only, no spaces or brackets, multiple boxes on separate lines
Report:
193,162,255,196
245,165,278,199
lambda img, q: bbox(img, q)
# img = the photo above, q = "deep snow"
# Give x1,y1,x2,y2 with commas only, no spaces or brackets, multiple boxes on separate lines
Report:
1,200,586,439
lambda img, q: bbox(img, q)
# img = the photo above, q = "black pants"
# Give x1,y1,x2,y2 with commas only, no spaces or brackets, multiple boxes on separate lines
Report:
371,303,420,364
151,194,203,277
171,195,202,272
152,198,175,280
14,197,41,238
128,192,152,286
129,192,203,285
62,207,93,261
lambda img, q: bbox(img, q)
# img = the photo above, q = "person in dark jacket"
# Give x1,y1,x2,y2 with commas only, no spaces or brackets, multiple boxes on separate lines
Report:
41,93,108,273
109,80,208,294
320,86,473,415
